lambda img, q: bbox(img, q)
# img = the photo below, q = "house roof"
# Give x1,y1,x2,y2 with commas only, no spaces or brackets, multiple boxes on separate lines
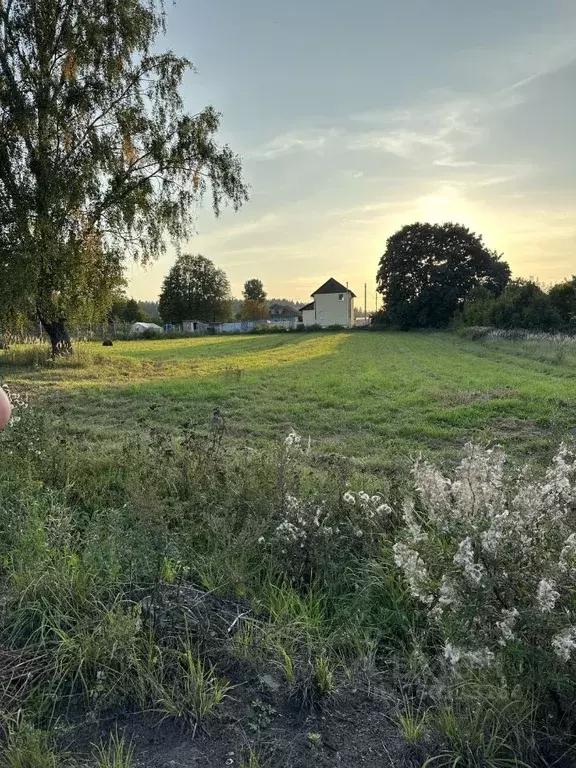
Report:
312,278,356,298
268,303,300,318
299,302,315,312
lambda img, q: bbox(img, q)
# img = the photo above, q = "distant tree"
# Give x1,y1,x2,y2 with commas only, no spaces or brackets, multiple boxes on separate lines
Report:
0,0,247,353
123,299,144,323
108,293,129,322
243,279,267,301
490,281,561,332
268,298,300,310
138,301,160,319
549,277,576,332
159,254,232,324
377,223,510,328
108,294,144,323
241,278,267,320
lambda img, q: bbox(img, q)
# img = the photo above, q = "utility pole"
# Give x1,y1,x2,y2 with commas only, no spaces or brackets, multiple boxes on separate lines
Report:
364,283,367,324
346,282,350,327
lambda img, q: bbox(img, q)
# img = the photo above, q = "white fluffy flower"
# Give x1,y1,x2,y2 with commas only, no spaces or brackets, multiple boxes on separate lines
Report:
342,491,355,505
551,627,576,661
444,643,495,668
284,429,301,447
438,576,458,607
444,643,461,665
402,500,427,543
496,608,519,644
464,647,496,669
559,533,576,573
393,542,432,605
536,578,560,613
453,537,485,584
275,521,302,542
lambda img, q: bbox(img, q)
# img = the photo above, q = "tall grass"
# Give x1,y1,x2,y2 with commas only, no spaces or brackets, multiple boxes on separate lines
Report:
0,381,573,765
459,326,576,365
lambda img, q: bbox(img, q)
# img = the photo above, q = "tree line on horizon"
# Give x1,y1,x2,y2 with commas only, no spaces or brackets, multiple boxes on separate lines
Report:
375,222,576,334
107,263,302,328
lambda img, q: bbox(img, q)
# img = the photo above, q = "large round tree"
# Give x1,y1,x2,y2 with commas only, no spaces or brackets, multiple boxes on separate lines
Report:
0,0,248,353
159,254,232,324
377,222,510,328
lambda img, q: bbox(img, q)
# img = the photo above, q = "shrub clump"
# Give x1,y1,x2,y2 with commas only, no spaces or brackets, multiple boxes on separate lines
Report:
392,442,576,704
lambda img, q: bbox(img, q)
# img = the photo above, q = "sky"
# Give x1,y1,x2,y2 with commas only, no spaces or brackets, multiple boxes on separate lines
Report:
127,0,576,307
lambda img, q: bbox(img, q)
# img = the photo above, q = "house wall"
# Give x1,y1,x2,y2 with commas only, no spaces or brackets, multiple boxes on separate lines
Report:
301,309,316,326
312,293,354,328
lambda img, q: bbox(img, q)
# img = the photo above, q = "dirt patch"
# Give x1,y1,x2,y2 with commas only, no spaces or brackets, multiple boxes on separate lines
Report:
68,687,412,768
437,387,519,406
489,417,547,440
61,585,417,767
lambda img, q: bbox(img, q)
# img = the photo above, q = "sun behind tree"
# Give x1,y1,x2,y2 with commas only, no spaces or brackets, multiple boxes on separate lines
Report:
377,222,510,329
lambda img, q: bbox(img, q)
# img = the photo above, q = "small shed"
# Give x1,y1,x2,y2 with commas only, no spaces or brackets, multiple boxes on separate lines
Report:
183,320,209,333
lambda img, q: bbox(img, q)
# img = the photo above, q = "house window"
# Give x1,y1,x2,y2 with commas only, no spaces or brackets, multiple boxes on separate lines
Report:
338,294,344,301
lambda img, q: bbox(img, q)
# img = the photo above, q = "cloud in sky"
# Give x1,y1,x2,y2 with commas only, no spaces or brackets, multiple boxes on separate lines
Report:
128,2,576,301
249,128,341,159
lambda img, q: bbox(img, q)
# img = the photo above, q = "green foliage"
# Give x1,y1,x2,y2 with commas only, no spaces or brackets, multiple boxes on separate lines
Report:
396,700,428,743
243,279,267,302
489,280,561,331
154,635,231,727
425,684,535,768
92,732,134,768
238,283,276,321
313,653,334,697
459,277,576,333
549,277,576,332
109,296,145,324
377,222,510,329
0,720,67,768
242,299,268,321
158,254,233,323
0,0,247,341
239,748,264,768
122,299,144,324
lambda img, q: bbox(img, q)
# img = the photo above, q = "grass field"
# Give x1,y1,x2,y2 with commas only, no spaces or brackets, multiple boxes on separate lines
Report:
2,330,576,767
3,330,576,468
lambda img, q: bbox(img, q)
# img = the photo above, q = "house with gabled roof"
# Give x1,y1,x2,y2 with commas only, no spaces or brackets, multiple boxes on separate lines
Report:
299,278,356,328
268,303,300,328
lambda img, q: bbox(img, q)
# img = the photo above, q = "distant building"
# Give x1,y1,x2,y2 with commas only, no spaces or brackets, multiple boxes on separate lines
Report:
130,322,163,336
299,278,356,328
182,320,209,333
268,303,300,329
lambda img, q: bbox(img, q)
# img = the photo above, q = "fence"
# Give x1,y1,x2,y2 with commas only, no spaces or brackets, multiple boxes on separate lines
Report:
0,320,148,345
1,317,306,346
